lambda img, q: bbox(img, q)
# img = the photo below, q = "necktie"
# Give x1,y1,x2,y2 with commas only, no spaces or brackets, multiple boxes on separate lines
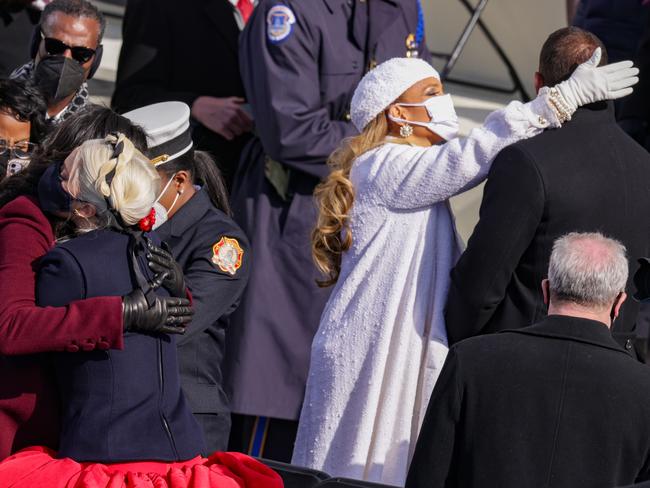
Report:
237,0,254,24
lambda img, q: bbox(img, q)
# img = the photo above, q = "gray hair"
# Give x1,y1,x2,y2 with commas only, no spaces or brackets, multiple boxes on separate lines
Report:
548,232,628,308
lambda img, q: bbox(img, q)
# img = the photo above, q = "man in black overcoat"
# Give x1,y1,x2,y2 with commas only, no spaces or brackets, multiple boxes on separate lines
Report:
407,233,650,488
445,27,650,356
111,0,254,188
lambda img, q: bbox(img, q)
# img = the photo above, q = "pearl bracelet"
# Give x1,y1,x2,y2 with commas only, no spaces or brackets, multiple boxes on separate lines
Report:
548,87,573,124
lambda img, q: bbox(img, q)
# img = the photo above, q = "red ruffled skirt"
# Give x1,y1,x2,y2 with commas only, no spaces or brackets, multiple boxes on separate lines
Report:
0,446,283,488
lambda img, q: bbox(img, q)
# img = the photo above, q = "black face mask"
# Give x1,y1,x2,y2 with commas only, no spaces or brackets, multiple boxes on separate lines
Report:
0,154,7,178
38,161,72,214
33,56,85,103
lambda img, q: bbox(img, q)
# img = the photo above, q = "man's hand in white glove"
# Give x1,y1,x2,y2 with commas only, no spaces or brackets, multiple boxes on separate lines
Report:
555,47,639,111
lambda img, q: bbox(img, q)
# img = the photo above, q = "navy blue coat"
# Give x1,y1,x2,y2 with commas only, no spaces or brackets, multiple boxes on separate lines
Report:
573,0,648,63
227,0,432,420
36,229,206,462
155,190,250,437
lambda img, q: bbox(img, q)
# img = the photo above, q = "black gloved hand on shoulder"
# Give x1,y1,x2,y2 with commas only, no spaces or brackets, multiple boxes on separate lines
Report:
146,240,187,298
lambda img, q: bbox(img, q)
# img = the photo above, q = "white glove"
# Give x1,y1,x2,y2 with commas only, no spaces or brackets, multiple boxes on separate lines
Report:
555,47,639,111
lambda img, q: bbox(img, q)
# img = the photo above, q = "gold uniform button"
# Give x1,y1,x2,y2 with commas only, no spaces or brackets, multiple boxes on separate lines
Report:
344,113,351,122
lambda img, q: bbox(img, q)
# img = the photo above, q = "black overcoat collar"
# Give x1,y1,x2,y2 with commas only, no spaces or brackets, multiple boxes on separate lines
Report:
502,314,629,356
567,100,615,125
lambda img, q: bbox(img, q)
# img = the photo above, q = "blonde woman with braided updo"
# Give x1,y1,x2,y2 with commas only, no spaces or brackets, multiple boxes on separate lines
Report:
59,133,159,232
293,53,639,485
0,134,282,488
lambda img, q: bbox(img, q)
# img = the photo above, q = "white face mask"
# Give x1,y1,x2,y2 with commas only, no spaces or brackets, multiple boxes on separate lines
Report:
388,93,460,141
152,173,180,230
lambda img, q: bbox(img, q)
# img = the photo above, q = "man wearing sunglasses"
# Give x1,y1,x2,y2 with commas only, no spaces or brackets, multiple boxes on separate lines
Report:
11,0,104,124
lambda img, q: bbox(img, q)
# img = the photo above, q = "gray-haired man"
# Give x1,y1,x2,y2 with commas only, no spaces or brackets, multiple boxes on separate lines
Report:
407,233,650,488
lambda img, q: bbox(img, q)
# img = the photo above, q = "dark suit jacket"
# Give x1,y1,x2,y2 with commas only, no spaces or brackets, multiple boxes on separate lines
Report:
619,10,650,147
0,6,39,77
111,0,249,185
406,316,650,488
572,0,648,64
445,102,650,355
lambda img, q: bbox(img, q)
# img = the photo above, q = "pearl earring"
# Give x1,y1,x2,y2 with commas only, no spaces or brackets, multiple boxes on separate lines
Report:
399,123,413,138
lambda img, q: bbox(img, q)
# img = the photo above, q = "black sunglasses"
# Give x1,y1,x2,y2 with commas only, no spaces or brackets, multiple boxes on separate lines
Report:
41,33,96,64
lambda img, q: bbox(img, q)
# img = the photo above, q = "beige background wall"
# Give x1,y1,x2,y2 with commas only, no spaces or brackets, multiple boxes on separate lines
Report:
422,0,566,96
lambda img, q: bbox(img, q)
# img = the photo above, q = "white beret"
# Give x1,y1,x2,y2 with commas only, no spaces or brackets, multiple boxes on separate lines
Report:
123,101,193,166
350,57,440,131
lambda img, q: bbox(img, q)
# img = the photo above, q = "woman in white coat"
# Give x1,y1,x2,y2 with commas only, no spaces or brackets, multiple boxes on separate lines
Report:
292,52,637,485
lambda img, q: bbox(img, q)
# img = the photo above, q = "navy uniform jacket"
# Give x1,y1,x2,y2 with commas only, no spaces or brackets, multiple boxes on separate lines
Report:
227,0,431,420
36,229,205,462
155,190,250,424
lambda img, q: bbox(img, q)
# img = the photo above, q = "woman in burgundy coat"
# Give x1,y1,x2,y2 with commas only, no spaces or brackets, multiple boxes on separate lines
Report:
0,133,282,488
0,106,191,459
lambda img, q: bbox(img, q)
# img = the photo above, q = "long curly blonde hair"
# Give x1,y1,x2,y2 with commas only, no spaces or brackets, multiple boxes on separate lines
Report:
312,113,389,287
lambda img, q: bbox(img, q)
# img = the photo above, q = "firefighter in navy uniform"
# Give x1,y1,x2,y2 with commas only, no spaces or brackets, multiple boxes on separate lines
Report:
226,0,431,461
124,102,251,453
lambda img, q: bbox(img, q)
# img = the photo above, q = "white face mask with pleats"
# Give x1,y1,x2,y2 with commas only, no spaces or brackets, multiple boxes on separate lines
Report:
388,94,460,141
152,173,180,230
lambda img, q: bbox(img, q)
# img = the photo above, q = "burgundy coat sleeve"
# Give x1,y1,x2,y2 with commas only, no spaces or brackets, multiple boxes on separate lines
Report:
0,196,124,355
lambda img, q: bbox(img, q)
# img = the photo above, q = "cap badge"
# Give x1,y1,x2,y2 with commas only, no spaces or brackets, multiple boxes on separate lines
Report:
212,237,244,275
150,154,170,166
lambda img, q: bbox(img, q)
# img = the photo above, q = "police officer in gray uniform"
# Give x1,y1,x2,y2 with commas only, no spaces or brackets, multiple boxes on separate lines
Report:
226,0,431,461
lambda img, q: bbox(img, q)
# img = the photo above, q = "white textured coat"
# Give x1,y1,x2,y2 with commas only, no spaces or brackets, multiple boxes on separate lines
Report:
292,95,559,486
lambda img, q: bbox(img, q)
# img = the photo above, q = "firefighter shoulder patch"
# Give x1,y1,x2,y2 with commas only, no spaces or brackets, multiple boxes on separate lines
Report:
211,237,244,276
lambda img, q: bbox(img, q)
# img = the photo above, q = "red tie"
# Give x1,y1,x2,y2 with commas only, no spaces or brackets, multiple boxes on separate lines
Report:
237,0,254,24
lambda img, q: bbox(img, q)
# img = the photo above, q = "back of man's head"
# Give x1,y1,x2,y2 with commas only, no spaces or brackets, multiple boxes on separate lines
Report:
538,27,607,87
548,232,627,311
41,0,106,43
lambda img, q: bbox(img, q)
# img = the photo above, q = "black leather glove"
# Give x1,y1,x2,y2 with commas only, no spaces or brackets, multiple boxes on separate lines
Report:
146,241,187,298
122,288,193,335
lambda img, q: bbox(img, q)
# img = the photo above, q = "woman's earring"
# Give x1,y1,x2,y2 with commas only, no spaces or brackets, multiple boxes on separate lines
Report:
400,123,413,138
